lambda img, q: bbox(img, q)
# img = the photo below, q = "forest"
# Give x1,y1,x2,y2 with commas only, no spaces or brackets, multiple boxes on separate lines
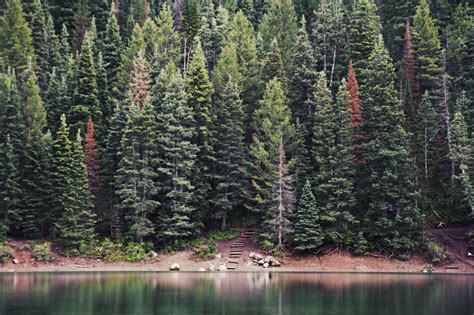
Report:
0,0,472,259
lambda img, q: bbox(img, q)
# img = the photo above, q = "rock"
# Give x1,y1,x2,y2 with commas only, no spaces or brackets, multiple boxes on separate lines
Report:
258,259,264,265
215,254,222,259
255,253,263,260
12,258,19,264
272,260,281,267
263,263,269,268
150,251,158,259
218,264,227,271
208,263,215,272
170,263,180,271
198,268,206,272
249,252,255,258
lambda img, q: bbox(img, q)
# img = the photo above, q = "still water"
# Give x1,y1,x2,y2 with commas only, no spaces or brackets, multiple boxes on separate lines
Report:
0,272,472,314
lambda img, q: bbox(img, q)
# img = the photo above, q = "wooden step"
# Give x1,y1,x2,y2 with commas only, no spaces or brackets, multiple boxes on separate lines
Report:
227,265,237,270
445,265,459,270
229,255,241,258
228,259,239,264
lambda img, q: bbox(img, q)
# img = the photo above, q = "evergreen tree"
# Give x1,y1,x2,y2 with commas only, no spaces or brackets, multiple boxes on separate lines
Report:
359,37,422,253
185,39,215,221
153,3,181,70
248,78,294,217
260,38,285,86
0,135,22,239
293,180,323,251
213,76,247,230
154,62,200,245
197,1,226,72
213,43,242,96
348,0,380,84
1,73,25,156
45,69,71,134
312,0,348,89
84,116,101,212
103,4,122,103
70,36,101,138
402,20,420,127
258,0,298,75
116,50,158,242
30,0,49,93
289,16,317,130
293,118,311,197
96,52,110,131
180,0,201,71
90,0,109,37
412,0,442,98
265,138,294,250
0,0,35,77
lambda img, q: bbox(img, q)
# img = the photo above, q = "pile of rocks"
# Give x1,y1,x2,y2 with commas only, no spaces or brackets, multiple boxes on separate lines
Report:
249,252,280,268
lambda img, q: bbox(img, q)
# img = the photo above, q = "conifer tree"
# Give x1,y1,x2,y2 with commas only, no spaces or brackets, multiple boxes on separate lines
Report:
197,1,225,72
258,0,298,75
103,4,122,102
293,180,323,251
359,37,422,253
0,0,35,77
90,0,109,37
185,39,215,220
180,0,201,71
260,38,285,87
153,3,181,70
402,20,420,108
70,36,101,138
289,16,317,129
30,0,49,93
248,78,294,217
0,135,22,239
84,117,101,212
45,69,70,134
116,51,158,242
213,43,242,96
154,62,200,245
2,73,25,156
293,118,311,197
412,0,442,98
312,0,348,89
213,77,247,230
348,0,380,83
265,138,294,250
96,52,110,131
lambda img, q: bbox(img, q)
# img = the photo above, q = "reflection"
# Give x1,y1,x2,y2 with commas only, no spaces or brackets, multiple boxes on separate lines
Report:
0,272,472,315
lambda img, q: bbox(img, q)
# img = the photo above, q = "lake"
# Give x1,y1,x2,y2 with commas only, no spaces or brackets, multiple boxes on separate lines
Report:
0,272,472,314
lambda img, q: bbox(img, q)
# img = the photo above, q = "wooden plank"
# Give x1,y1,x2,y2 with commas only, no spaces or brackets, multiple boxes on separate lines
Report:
227,265,237,270
445,266,459,269
228,259,239,263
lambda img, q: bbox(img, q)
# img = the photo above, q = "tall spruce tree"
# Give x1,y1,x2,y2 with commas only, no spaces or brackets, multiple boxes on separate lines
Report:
116,50,158,242
84,116,101,213
359,37,422,253
185,39,215,222
154,62,200,245
213,76,247,230
153,3,181,70
103,4,122,103
293,180,323,251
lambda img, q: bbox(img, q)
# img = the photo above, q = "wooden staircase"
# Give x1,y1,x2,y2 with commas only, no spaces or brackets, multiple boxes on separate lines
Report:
226,230,257,270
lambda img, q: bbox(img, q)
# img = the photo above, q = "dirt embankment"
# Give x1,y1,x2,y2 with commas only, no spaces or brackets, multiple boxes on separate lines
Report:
1,227,473,273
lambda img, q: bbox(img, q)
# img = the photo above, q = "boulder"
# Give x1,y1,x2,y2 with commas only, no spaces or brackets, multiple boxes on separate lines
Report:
170,263,180,271
150,251,159,259
208,263,215,271
249,252,256,259
215,253,222,259
258,259,265,265
198,268,206,272
12,258,19,264
264,256,274,263
255,253,263,260
218,264,227,271
272,260,281,267
263,263,269,268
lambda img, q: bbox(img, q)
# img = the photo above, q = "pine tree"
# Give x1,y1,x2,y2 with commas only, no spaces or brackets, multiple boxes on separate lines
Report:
312,0,348,90
248,78,294,217
213,76,247,230
0,0,35,77
30,0,49,93
116,50,158,242
412,0,442,98
402,20,420,132
293,180,323,252
153,3,181,70
258,0,298,75
96,52,110,131
154,62,200,245
260,38,286,87
1,73,25,156
185,39,215,221
45,69,71,134
346,60,362,128
84,116,101,212
70,36,101,138
348,0,380,84
180,0,201,72
293,118,311,197
359,36,422,253
450,109,474,219
90,0,109,37
103,4,122,103
289,16,317,130
0,135,22,239
213,43,242,96
265,138,294,251
198,1,226,72
311,72,355,245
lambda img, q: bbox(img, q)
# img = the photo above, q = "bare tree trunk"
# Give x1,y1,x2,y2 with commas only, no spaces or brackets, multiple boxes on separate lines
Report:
329,46,337,88
441,51,454,181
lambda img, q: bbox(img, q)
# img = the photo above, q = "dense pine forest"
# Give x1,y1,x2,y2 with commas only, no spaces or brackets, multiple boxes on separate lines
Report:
0,0,472,259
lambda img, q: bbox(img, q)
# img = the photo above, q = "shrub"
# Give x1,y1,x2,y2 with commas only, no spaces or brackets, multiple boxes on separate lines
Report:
208,230,240,241
195,239,218,260
123,242,153,262
79,239,153,262
0,243,12,264
424,236,451,264
32,242,55,262
261,240,276,252
353,232,368,256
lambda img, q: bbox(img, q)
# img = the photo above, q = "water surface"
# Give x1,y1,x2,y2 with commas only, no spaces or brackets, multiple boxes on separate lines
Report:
0,272,472,314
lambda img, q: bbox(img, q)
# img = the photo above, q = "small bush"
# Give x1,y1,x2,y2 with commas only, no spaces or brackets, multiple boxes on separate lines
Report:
123,242,153,262
162,245,175,255
424,237,451,264
79,239,153,262
0,243,13,264
32,242,55,262
466,231,474,247
261,240,276,252
353,232,368,256
208,230,240,241
195,239,218,260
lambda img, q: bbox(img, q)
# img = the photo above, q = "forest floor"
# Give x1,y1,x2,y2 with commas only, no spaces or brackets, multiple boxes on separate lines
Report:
1,227,473,273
